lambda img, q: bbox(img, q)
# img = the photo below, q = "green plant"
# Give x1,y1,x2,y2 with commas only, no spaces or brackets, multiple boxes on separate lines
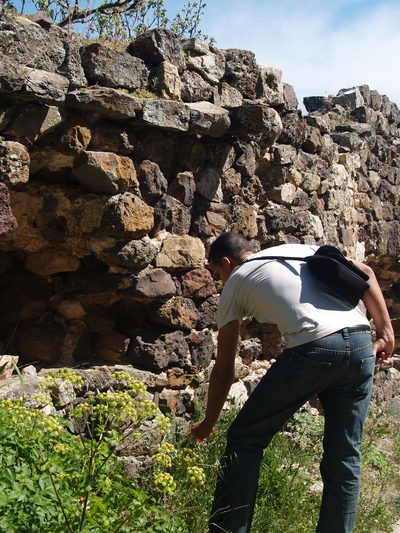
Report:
11,0,211,44
0,369,185,532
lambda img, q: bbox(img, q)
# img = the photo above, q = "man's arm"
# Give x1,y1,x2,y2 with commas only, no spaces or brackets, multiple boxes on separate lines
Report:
191,320,240,441
353,260,394,363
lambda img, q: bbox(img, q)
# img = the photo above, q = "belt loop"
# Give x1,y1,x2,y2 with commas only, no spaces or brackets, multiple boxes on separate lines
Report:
342,327,350,343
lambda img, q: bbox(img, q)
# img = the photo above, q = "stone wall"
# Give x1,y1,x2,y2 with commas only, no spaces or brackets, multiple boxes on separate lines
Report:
1,11,400,414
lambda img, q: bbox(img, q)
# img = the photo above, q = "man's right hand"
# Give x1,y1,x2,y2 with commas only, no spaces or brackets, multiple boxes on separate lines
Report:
191,419,214,442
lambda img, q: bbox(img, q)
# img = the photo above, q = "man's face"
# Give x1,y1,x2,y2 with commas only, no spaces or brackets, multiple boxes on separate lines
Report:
208,257,235,287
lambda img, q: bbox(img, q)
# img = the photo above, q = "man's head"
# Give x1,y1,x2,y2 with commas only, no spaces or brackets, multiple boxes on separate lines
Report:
208,232,253,285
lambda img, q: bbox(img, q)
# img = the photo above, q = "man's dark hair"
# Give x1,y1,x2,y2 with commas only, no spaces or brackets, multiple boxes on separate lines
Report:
208,232,252,264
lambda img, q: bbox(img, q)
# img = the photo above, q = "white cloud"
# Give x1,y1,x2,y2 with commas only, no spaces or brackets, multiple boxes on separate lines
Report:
201,1,400,110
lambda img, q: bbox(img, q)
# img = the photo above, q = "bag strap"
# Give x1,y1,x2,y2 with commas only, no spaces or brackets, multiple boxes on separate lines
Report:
243,255,310,263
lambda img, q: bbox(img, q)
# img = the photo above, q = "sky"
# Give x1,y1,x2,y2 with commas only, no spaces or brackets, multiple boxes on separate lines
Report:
166,0,400,112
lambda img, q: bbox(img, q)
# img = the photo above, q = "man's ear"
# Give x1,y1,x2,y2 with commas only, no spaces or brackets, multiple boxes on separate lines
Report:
221,256,232,267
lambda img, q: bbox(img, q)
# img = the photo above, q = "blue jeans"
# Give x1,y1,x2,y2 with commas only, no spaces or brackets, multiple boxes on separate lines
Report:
209,327,374,533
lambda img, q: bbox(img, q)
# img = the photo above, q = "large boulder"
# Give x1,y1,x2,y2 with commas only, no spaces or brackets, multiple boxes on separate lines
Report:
72,151,138,194
0,14,65,72
229,101,283,143
185,40,225,85
4,104,62,141
223,48,259,99
101,193,154,237
140,99,190,132
180,69,213,102
80,43,149,91
155,236,205,270
128,29,186,71
187,101,231,137
66,88,143,120
256,65,284,107
0,57,69,104
127,330,190,372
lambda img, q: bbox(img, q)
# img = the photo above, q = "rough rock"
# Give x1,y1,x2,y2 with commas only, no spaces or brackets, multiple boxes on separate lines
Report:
128,329,190,372
0,14,66,71
153,194,191,235
155,236,205,270
256,65,284,107
150,296,198,330
72,152,138,194
137,159,168,203
180,69,213,102
4,104,62,141
195,167,222,201
153,61,180,100
187,101,231,138
186,328,215,368
223,48,259,99
140,99,190,132
167,171,196,206
66,88,143,120
101,193,154,238
229,101,283,143
181,268,216,300
213,82,243,108
0,140,30,187
186,46,225,85
128,29,186,71
58,39,88,89
109,238,158,270
81,43,149,91
132,268,176,299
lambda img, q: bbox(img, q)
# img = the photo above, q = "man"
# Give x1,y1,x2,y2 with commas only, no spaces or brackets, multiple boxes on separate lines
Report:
191,232,394,533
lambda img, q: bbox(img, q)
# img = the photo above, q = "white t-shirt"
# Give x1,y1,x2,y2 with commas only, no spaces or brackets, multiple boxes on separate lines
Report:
217,243,370,348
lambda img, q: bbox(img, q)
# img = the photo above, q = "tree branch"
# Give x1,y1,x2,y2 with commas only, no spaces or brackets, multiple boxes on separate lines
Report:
57,0,141,27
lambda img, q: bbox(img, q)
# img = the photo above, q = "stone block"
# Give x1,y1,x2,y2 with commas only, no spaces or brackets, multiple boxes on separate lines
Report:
66,87,143,120
81,43,149,91
128,329,190,372
186,47,225,85
187,101,231,138
180,69,213,102
132,268,176,299
72,151,138,195
229,101,282,143
151,296,198,330
24,250,80,276
128,29,186,71
223,48,259,99
4,104,62,141
155,236,205,270
101,192,154,238
0,140,30,187
140,99,190,132
256,64,284,107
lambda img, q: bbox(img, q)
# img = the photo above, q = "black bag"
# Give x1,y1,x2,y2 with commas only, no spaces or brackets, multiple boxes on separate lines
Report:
243,245,370,307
